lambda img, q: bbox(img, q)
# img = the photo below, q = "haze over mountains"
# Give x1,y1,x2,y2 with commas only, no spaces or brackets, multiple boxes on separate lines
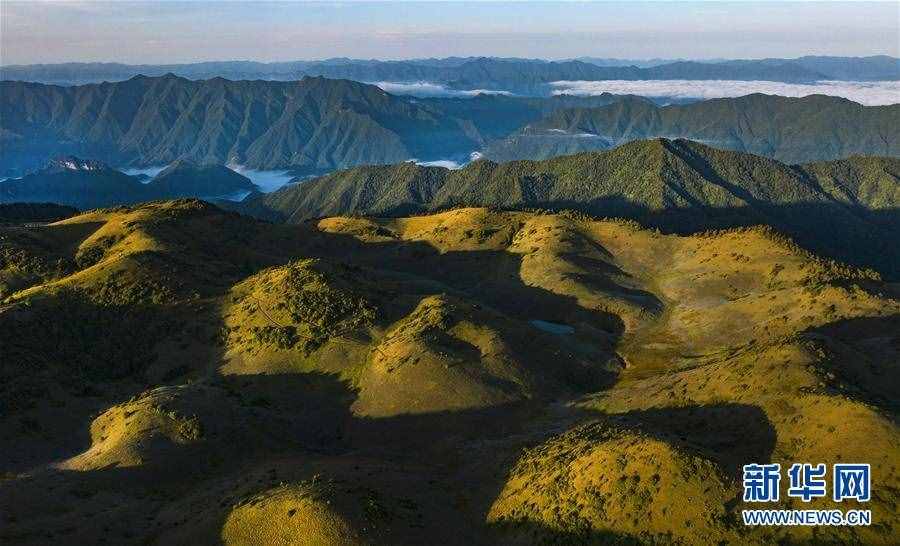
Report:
3,55,898,88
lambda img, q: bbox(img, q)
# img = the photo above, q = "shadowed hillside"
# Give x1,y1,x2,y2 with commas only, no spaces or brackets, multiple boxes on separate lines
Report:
0,157,258,209
0,203,78,225
485,94,900,164
1,200,897,545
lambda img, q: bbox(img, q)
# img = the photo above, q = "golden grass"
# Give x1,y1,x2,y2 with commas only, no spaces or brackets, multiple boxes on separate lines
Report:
1,201,897,545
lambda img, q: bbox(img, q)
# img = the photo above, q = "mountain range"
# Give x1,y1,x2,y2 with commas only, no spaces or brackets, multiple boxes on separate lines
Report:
0,75,482,176
237,139,900,279
484,94,900,164
0,157,257,209
1,61,898,546
2,76,898,177
2,55,898,87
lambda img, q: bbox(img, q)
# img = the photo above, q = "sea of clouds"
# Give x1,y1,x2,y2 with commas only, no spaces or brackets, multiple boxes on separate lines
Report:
549,80,900,106
369,81,514,98
124,164,295,195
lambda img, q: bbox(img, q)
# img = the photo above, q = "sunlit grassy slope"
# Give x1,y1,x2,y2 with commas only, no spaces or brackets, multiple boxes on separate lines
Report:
1,200,897,545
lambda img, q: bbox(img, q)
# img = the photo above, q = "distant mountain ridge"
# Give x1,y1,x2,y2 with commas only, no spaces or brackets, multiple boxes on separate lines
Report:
2,76,898,178
0,75,483,175
729,55,900,81
149,161,257,199
0,158,148,210
237,139,900,279
0,157,257,209
2,55,897,87
0,76,661,176
484,94,900,164
43,156,109,173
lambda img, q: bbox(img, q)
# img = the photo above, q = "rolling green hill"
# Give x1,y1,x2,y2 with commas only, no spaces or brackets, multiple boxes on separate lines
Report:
241,139,900,278
484,94,900,163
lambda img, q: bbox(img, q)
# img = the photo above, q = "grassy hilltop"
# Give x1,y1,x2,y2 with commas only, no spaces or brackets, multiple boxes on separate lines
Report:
1,199,897,545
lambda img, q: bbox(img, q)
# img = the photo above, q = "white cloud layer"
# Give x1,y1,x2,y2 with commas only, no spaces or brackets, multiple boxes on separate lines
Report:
369,81,513,98
550,80,900,106
407,158,467,169
226,164,295,193
415,159,464,169
122,164,294,193
545,129,604,138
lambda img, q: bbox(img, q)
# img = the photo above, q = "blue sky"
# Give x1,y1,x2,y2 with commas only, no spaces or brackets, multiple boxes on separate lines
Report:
1,1,897,65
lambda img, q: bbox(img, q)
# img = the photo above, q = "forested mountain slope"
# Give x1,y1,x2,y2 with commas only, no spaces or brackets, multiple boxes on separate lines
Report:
243,139,900,278
484,94,900,163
